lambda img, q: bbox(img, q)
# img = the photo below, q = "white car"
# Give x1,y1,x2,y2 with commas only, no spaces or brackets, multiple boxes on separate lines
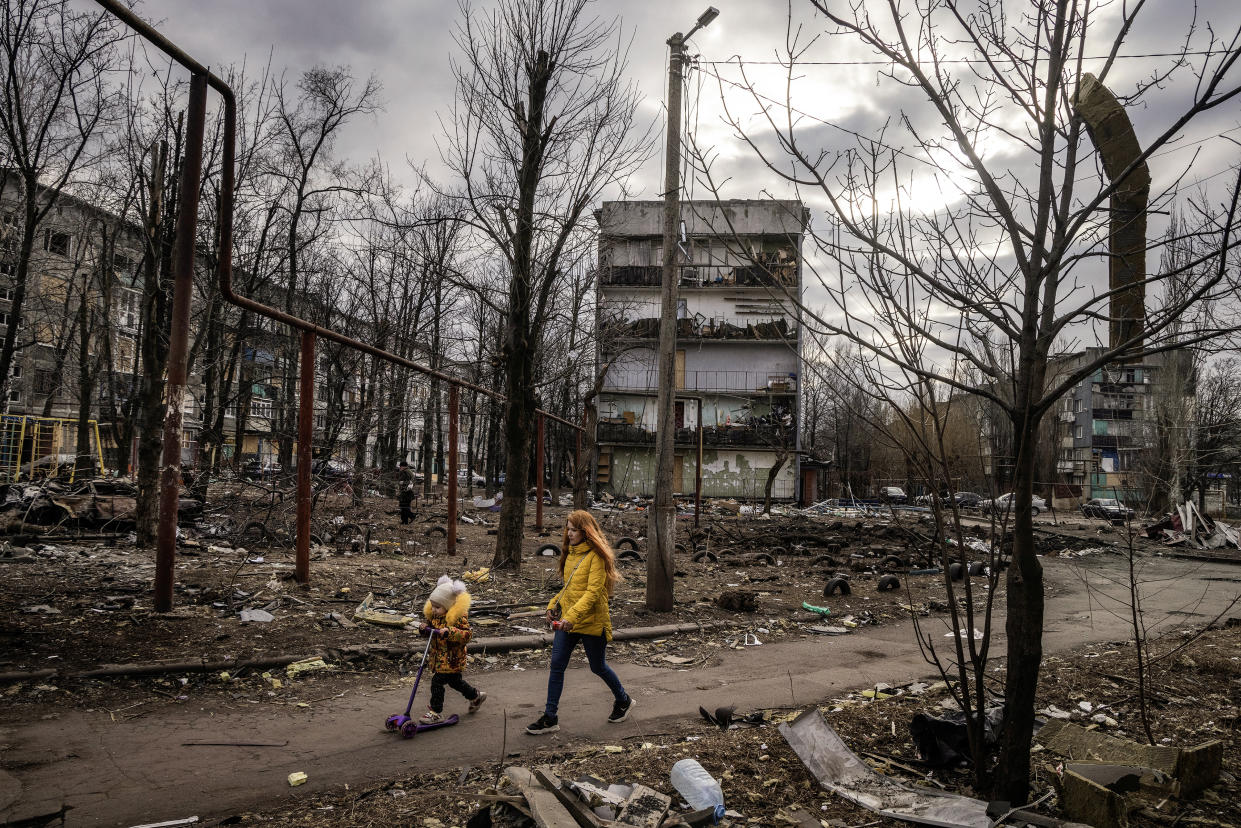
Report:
979,492,1047,516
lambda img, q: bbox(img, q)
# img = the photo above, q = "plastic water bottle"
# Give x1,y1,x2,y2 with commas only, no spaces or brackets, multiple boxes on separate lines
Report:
670,758,725,823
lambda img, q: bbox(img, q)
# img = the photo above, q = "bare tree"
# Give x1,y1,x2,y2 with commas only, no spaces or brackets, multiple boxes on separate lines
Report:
270,66,380,470
712,0,1241,802
440,0,650,570
0,0,123,408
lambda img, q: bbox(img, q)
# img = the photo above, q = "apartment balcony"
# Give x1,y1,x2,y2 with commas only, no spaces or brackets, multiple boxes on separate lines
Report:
604,369,797,395
600,262,798,289
604,315,796,343
597,420,796,448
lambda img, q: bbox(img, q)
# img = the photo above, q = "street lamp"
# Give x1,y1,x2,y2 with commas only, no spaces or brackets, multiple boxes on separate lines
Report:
649,7,718,613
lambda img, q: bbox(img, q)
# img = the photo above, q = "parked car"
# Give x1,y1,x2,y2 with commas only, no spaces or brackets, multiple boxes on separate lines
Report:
878,486,907,505
1080,498,1134,521
979,492,1047,515
455,468,486,486
915,491,983,509
242,459,282,480
913,491,950,507
954,492,985,509
310,458,352,480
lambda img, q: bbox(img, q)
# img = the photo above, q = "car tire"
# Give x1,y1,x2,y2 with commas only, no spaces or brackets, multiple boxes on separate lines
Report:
824,577,851,597
949,562,965,581
877,574,900,592
1031,507,1041,516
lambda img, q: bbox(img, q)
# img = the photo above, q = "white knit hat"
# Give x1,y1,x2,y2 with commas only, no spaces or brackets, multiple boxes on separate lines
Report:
428,575,465,609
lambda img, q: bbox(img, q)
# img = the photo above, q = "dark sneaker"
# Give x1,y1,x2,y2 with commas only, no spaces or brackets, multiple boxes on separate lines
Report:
608,696,633,723
525,713,559,735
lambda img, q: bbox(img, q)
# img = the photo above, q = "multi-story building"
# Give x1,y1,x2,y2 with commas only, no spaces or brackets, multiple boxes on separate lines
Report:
1052,347,1160,502
0,175,430,478
594,199,807,501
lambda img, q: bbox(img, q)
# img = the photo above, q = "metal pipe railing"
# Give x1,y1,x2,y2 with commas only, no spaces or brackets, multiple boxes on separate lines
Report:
96,0,583,609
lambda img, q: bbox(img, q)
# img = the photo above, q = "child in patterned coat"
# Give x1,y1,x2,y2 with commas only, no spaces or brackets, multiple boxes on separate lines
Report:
418,575,486,723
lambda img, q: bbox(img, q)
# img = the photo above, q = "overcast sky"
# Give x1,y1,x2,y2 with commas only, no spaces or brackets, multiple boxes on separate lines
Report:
132,0,1240,196
128,0,1240,355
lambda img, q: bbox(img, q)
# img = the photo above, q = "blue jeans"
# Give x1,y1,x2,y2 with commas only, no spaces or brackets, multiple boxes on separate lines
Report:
544,630,627,718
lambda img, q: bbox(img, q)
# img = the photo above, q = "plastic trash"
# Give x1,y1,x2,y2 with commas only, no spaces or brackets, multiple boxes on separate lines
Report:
670,758,725,823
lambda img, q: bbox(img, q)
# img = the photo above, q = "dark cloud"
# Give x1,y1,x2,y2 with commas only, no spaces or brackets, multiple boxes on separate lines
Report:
122,0,1238,213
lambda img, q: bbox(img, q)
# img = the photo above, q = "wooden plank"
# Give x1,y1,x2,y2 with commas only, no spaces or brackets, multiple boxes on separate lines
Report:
505,766,586,828
533,766,608,828
616,783,670,828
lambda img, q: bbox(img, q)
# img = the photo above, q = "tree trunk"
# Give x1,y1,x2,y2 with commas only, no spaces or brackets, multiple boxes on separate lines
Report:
73,271,94,480
135,142,170,547
762,451,788,515
493,331,536,570
994,405,1045,804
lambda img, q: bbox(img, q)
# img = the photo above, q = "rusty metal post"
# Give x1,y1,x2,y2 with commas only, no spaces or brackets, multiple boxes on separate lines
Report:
154,72,207,613
536,413,545,531
295,331,315,584
695,399,703,528
447,385,459,555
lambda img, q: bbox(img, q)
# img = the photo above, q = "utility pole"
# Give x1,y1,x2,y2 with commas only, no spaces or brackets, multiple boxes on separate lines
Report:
649,7,718,613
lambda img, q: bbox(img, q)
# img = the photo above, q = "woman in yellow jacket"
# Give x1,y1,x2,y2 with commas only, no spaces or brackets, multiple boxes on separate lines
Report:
526,509,631,734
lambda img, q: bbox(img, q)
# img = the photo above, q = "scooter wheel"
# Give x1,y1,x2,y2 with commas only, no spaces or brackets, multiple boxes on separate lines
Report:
401,720,419,739
386,715,407,731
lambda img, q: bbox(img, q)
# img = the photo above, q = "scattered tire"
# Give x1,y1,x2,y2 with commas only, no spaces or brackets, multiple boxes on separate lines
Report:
692,550,719,564
674,542,689,556
824,577,852,597
615,536,641,551
425,526,448,538
881,554,906,571
751,552,775,566
309,532,325,547
877,574,900,592
968,561,986,577
810,555,837,568
1031,507,1041,516
769,546,786,558
949,562,965,581
536,543,561,557
617,549,643,563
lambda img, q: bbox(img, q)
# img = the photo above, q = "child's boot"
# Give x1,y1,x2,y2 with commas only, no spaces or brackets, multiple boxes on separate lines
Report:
419,708,444,724
468,691,487,714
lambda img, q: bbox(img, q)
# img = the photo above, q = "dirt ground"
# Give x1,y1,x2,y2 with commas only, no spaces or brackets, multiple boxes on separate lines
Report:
1,484,1237,826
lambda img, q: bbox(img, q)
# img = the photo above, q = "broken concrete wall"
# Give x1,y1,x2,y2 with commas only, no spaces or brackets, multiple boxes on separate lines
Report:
605,446,795,500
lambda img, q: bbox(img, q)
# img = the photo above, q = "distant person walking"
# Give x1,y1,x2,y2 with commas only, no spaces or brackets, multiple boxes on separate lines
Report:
397,461,416,525
526,509,632,735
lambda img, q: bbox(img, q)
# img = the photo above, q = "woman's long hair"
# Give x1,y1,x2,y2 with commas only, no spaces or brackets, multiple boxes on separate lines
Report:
560,509,621,595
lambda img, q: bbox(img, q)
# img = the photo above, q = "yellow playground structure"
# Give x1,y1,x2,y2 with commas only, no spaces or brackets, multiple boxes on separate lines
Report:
0,415,106,483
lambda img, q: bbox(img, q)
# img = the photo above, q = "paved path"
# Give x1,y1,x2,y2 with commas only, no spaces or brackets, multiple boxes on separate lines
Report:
3,551,1238,827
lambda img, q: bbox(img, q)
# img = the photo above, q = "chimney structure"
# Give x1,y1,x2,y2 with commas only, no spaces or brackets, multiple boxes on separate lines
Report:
1074,73,1151,352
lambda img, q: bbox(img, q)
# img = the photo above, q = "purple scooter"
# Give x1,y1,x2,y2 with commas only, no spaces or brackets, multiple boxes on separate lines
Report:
384,629,459,738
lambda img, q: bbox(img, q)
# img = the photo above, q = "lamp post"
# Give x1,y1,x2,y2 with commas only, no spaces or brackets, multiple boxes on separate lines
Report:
649,7,718,612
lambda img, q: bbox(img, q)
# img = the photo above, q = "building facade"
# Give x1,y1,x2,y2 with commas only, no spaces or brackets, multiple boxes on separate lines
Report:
1052,347,1160,502
0,177,431,478
594,200,807,500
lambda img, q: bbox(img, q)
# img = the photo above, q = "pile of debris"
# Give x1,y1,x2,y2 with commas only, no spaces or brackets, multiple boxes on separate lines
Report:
1144,500,1239,552
0,478,202,533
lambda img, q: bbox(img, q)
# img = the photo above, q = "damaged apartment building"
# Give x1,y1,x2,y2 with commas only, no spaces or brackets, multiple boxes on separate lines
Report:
594,200,808,501
0,175,427,479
